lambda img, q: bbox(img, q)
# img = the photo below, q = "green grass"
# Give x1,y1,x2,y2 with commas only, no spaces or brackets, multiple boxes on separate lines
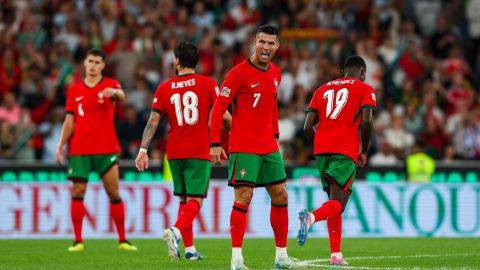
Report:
0,238,478,270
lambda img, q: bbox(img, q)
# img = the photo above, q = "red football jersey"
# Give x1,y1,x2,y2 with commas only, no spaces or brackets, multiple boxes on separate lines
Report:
152,73,218,160
210,58,281,154
308,78,377,162
65,77,121,155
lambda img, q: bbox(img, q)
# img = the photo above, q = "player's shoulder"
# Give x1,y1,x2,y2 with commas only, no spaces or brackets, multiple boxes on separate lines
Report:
193,74,217,85
228,59,249,75
353,79,375,92
68,80,84,92
269,62,281,74
103,77,122,88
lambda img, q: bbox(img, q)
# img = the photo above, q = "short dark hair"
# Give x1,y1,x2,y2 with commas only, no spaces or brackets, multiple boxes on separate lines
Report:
344,55,366,70
174,42,199,68
86,48,106,61
256,24,280,38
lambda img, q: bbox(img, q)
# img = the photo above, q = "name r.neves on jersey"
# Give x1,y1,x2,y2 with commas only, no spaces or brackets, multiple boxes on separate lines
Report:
171,78,196,89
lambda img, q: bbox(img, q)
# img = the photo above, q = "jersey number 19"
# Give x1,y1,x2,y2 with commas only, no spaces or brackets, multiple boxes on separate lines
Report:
323,88,349,119
170,91,199,126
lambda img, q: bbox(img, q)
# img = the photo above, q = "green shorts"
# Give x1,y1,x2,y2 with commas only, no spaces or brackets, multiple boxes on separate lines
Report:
228,151,287,187
316,154,356,193
68,153,118,182
168,159,211,198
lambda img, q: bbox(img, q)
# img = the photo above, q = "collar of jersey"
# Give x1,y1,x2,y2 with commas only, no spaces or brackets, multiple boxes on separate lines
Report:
247,57,270,72
83,76,104,88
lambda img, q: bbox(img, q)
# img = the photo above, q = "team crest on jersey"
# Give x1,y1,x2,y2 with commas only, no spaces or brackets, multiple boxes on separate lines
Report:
97,92,104,103
274,79,279,89
220,87,231,97
240,169,247,178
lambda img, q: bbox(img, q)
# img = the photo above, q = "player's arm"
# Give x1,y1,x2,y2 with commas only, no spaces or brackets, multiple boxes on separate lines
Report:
102,87,126,102
304,110,319,143
210,72,241,165
135,111,162,171
273,93,280,139
56,113,74,165
358,107,374,167
222,111,232,131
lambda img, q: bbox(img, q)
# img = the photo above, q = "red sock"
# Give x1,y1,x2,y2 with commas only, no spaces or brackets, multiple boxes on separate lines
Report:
270,203,288,247
174,200,200,232
110,199,126,242
230,202,249,248
327,214,342,253
177,202,194,247
71,197,85,243
312,200,342,222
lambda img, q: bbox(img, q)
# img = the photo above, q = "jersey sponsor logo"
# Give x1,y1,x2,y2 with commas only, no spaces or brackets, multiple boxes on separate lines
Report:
251,83,260,88
240,169,247,178
75,96,84,102
220,87,231,97
171,78,196,89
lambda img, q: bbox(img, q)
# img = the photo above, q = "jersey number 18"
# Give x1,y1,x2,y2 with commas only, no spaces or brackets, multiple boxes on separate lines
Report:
170,91,199,126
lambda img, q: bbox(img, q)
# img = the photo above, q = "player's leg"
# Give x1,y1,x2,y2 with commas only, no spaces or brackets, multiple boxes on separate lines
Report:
228,153,260,270
259,151,297,269
172,159,210,260
97,154,137,251
67,155,91,251
163,159,185,260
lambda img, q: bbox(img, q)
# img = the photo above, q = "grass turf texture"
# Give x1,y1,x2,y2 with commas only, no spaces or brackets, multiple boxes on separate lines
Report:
0,238,478,270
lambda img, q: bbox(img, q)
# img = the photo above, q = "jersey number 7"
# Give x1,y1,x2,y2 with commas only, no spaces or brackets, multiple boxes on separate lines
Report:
170,91,199,126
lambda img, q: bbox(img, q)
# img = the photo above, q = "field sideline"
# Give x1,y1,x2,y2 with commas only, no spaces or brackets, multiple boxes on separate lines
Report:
0,238,478,270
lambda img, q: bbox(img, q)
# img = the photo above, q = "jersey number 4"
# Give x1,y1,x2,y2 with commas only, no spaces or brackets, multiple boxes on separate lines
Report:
323,88,349,119
170,91,199,126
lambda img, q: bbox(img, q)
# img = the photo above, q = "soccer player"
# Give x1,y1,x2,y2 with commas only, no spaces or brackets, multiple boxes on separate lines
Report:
56,49,137,252
135,42,231,261
210,25,298,270
297,55,376,266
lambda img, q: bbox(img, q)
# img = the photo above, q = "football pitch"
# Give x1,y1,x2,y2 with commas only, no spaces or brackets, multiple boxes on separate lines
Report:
0,238,478,270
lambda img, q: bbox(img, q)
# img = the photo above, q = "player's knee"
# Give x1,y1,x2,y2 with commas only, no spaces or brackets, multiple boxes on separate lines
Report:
271,189,288,205
235,188,253,205
72,183,87,197
106,190,121,201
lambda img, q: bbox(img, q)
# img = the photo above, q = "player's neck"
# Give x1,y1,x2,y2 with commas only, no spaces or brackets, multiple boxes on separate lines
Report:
249,55,269,71
177,68,195,76
84,75,103,87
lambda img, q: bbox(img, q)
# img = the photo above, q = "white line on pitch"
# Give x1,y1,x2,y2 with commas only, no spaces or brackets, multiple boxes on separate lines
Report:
301,253,476,264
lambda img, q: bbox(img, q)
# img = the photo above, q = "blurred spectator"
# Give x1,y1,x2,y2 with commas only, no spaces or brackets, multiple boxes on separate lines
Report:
0,92,21,125
406,143,436,182
370,141,398,166
38,106,65,162
384,115,415,157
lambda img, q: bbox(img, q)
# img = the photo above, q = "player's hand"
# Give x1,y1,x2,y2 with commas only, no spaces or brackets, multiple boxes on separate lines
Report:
135,151,149,171
210,146,228,165
100,87,119,98
56,144,65,165
357,153,367,167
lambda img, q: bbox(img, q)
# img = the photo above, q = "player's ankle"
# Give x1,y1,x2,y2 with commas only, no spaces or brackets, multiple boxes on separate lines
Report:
275,247,288,260
185,245,196,254
331,252,343,258
232,247,243,259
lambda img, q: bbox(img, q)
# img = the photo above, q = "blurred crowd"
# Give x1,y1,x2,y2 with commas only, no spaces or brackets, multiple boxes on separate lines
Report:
1,0,480,165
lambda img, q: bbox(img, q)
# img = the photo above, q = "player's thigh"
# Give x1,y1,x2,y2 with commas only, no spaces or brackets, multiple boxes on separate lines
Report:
92,153,119,178
168,159,186,196
324,154,357,193
183,159,211,198
228,153,262,187
68,155,93,182
257,151,287,187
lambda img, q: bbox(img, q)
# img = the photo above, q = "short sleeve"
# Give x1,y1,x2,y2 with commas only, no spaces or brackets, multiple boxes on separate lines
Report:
65,85,75,114
306,89,320,113
210,78,219,108
361,84,377,112
151,84,165,113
